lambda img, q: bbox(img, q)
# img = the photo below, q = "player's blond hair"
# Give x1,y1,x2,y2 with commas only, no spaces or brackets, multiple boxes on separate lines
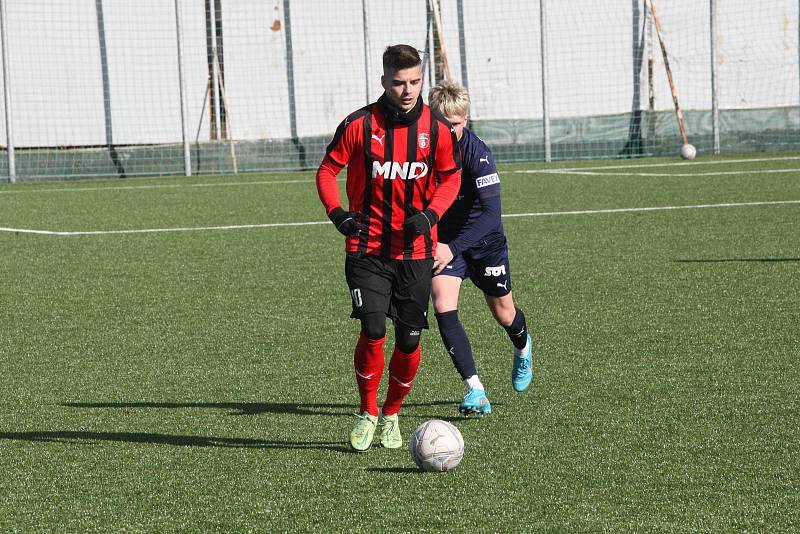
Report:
428,81,470,117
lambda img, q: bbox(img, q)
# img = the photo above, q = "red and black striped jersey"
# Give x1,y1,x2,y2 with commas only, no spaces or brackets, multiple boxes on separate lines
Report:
317,97,461,260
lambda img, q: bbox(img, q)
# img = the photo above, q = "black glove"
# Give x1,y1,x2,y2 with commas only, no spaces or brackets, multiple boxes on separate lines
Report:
403,206,439,236
328,207,367,236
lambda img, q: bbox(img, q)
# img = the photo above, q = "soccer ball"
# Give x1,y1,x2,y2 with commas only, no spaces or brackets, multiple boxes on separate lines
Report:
680,143,696,160
409,419,464,472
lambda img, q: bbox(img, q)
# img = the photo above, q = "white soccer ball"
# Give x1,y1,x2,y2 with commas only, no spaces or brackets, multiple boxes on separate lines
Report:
680,143,696,160
409,419,464,472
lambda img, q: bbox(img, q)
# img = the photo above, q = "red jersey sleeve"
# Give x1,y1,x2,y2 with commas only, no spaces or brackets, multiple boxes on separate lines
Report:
316,116,360,215
316,155,344,215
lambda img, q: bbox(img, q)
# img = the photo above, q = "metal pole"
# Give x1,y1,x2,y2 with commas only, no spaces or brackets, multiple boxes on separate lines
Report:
427,1,435,86
174,0,191,176
540,0,551,162
283,0,306,167
283,0,298,140
209,0,222,140
0,0,15,182
362,0,370,105
457,0,468,89
710,0,719,155
646,0,655,148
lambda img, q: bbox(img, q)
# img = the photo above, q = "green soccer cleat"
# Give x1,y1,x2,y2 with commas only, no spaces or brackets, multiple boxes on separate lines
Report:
512,334,533,392
376,413,402,449
350,412,378,452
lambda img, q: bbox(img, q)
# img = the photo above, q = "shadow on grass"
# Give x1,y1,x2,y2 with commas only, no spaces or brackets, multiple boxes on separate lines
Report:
366,467,421,474
6,401,481,451
674,258,800,263
0,430,351,452
62,400,458,418
63,401,355,417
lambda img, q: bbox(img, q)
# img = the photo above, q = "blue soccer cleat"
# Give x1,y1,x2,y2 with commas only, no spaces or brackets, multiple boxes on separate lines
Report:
459,389,491,417
512,334,533,392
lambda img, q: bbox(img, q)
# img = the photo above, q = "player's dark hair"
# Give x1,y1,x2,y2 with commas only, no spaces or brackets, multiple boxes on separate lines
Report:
383,44,421,72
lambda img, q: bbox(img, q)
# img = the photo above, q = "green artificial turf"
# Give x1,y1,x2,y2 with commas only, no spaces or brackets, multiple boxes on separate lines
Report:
1,155,798,531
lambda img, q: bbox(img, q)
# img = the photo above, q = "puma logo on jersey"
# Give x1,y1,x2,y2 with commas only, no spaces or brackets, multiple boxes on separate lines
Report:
372,161,429,180
371,134,384,146
497,280,509,290
480,155,490,164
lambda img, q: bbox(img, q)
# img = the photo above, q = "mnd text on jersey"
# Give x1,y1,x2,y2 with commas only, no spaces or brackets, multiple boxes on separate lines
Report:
372,161,429,180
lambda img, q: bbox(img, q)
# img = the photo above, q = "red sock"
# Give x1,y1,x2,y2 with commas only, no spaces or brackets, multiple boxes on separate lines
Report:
382,345,421,416
354,334,385,417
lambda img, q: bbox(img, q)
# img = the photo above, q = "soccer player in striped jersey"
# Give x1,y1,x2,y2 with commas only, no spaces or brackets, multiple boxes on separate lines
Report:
316,45,461,451
428,81,533,417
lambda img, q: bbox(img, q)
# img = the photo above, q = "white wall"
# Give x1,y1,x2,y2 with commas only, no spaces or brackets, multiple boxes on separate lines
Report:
0,0,796,147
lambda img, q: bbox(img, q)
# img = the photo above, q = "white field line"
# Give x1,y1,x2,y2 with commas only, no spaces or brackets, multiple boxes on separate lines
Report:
0,221,328,236
1,155,798,195
502,200,800,219
539,168,800,177
0,177,328,195
2,200,798,237
512,155,800,174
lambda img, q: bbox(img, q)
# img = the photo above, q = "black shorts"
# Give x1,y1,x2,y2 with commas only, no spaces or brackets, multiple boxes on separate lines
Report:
345,252,434,329
434,234,513,297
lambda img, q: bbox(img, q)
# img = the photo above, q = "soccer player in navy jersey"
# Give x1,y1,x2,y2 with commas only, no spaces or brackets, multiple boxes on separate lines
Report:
316,45,461,451
428,81,532,417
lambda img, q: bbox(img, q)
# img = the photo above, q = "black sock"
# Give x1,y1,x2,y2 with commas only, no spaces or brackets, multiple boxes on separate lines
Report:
435,310,477,380
503,308,529,350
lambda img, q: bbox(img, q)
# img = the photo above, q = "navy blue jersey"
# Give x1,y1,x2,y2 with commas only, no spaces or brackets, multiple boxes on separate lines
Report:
437,127,504,256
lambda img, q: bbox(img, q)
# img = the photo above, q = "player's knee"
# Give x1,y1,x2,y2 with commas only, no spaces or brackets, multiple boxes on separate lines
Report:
360,313,386,340
490,297,517,326
494,308,516,327
394,325,421,354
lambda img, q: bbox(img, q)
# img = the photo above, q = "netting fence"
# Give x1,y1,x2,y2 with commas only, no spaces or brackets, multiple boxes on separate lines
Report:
1,0,799,182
